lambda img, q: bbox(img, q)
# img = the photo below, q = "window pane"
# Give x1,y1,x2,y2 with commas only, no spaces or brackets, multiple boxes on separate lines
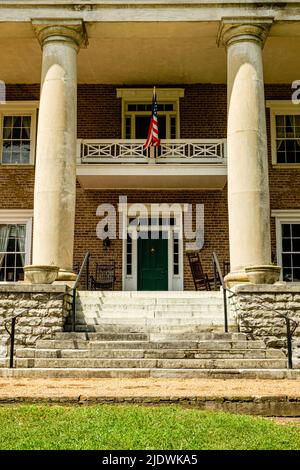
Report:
282,254,292,268
3,116,13,127
292,224,300,237
282,238,291,252
22,116,31,127
282,224,291,237
292,254,300,267
283,268,292,282
12,127,21,139
293,268,300,281
292,238,300,252
2,142,11,163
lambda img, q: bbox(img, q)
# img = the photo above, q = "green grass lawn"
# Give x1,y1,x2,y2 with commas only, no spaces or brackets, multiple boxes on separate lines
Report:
0,404,299,450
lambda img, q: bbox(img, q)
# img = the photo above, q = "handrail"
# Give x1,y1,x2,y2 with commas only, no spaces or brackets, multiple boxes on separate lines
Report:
212,252,228,332
71,251,91,332
3,289,71,368
4,308,28,368
212,251,299,369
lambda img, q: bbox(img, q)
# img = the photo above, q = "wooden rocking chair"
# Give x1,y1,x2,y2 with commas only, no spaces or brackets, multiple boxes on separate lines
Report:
187,251,213,291
90,263,116,291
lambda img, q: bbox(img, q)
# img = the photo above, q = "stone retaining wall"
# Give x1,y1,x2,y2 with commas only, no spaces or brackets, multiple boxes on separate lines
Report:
1,395,300,417
0,284,71,357
230,284,300,363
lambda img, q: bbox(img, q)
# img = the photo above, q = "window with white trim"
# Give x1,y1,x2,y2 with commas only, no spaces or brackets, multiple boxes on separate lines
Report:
281,223,300,282
0,211,33,282
124,102,177,140
0,102,38,165
267,101,300,165
273,210,300,282
117,88,184,140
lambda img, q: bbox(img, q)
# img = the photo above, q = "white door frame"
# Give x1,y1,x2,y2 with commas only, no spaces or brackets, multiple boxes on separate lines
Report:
121,203,186,291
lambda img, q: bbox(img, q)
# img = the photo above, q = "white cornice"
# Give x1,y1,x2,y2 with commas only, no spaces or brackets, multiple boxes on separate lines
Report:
1,2,300,24
271,210,300,219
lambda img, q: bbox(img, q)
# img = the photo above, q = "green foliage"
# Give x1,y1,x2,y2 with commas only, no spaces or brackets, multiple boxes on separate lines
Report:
0,404,299,450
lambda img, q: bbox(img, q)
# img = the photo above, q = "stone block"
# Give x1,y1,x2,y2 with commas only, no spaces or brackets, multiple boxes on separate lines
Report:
31,293,50,301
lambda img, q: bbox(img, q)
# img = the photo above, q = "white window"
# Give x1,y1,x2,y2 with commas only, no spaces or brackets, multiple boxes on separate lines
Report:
267,101,300,165
124,102,178,140
117,88,184,139
0,102,38,165
0,210,33,282
272,210,300,282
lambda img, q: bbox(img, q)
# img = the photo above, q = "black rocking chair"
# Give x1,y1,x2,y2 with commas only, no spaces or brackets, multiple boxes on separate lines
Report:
187,251,213,291
90,263,116,291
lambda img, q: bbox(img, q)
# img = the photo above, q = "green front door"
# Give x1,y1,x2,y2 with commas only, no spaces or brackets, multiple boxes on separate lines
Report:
137,233,168,291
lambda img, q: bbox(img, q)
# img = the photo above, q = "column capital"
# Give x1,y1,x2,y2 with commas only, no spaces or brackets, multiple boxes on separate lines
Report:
217,17,273,49
32,19,88,50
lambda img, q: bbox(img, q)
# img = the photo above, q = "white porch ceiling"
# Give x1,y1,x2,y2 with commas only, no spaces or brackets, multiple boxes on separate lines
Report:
0,21,300,84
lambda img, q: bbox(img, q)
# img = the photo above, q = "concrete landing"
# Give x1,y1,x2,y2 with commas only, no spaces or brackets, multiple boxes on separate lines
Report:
0,378,300,416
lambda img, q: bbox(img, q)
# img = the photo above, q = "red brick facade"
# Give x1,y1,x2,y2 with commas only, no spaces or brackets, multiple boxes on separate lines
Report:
1,83,299,289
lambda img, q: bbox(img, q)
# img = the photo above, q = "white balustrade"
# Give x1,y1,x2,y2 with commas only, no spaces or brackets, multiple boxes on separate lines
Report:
78,139,226,164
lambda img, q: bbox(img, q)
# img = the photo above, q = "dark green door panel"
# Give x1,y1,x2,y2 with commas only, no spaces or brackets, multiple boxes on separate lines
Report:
137,234,168,291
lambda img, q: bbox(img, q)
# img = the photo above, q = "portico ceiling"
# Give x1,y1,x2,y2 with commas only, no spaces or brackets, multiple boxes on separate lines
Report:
0,21,300,84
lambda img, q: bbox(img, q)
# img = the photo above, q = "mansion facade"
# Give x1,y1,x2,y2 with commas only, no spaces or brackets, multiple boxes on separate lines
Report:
1,1,300,291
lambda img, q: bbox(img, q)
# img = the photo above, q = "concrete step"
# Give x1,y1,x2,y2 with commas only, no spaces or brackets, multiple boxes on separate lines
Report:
57,324,235,335
14,357,287,369
57,331,245,341
76,303,223,310
77,291,223,299
15,347,285,360
74,310,224,318
64,324,235,333
1,367,299,379
64,320,230,330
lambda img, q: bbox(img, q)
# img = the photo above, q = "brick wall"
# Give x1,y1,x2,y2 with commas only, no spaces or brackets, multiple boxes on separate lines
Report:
73,187,229,290
265,85,300,263
1,83,299,289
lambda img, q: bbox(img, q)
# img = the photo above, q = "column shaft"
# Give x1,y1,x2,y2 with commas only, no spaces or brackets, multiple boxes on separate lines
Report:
220,22,273,284
31,22,85,281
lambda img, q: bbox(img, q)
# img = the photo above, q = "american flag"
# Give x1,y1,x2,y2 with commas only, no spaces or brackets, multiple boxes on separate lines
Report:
144,87,160,149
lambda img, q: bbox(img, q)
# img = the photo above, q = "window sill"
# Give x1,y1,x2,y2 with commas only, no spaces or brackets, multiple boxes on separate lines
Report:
272,163,300,169
0,163,35,168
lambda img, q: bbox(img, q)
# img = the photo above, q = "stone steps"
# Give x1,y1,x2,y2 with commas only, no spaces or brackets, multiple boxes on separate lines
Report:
64,322,230,333
1,367,298,380
73,291,229,331
14,357,287,369
1,291,293,376
15,348,284,360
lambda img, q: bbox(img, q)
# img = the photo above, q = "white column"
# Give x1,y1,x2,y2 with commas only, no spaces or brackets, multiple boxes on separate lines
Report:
219,19,273,285
31,20,86,281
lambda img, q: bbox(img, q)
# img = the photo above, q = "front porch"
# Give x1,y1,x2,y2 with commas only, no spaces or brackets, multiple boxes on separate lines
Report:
1,10,300,288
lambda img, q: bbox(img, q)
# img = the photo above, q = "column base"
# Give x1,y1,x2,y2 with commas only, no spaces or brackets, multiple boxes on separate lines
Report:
225,265,281,288
224,270,250,289
24,265,59,284
244,265,281,285
56,268,77,282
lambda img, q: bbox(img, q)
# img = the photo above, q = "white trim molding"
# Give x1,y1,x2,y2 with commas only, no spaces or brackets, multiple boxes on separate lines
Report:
117,88,185,101
0,209,33,266
266,100,300,166
117,88,184,140
120,203,186,291
0,101,39,166
272,209,300,280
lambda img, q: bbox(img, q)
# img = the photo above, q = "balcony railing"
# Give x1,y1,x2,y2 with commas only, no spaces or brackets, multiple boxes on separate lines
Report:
77,139,227,165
